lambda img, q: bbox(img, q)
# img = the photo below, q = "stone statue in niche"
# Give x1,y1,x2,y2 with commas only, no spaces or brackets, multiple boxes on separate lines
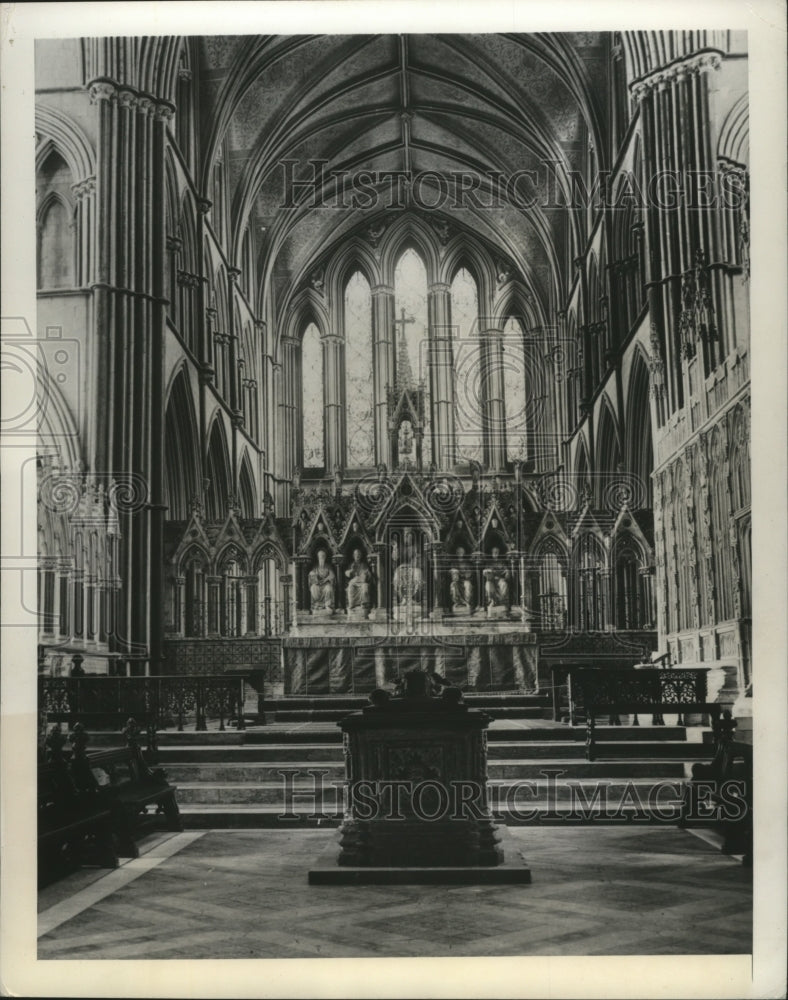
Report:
392,530,423,606
345,548,373,617
448,545,475,614
484,546,511,617
309,548,336,614
398,420,414,463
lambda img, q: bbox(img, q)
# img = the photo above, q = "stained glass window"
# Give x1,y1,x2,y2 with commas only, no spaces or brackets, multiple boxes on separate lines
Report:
394,249,430,465
301,322,323,468
503,316,528,462
344,271,375,467
451,267,483,463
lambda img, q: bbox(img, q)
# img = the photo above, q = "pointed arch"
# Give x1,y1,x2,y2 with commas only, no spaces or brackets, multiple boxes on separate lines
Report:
238,450,257,518
205,416,231,520
624,347,654,508
164,366,201,520
596,394,622,482
574,432,591,505
572,530,606,630
37,191,75,290
35,104,95,182
532,534,568,631
380,218,440,285
393,246,431,464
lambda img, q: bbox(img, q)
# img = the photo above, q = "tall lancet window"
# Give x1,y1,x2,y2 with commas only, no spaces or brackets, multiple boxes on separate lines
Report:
394,248,430,465
451,267,483,464
39,198,74,289
344,271,375,467
301,322,324,468
503,316,528,463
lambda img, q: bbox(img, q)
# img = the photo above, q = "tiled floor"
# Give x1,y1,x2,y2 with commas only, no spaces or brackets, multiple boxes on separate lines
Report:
38,826,751,959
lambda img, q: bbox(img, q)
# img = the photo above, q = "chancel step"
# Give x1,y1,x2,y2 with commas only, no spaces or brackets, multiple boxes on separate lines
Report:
163,759,690,784
151,739,709,764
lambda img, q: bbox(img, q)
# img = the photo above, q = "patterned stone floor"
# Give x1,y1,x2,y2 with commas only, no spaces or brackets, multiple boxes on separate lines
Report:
38,826,751,959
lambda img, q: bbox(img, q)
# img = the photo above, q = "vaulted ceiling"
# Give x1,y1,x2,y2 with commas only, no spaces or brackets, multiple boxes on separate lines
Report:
195,33,613,327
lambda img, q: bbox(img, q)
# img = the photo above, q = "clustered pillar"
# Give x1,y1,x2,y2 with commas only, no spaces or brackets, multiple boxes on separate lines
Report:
89,79,171,673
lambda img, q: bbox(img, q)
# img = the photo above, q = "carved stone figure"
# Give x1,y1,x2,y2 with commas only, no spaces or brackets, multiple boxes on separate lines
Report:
448,545,475,613
398,419,414,460
345,548,373,614
483,546,511,614
392,531,423,605
308,548,336,613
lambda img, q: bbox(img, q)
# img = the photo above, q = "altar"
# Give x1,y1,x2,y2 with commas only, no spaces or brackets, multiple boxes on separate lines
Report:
282,631,539,694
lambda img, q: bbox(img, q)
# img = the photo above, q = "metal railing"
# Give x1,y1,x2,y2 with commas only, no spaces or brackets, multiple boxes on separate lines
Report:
39,674,248,745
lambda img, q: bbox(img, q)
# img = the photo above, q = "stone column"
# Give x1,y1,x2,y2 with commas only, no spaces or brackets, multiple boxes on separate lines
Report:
88,78,170,673
372,285,395,467
279,335,300,480
428,283,455,469
323,332,344,474
480,327,506,470
227,267,242,421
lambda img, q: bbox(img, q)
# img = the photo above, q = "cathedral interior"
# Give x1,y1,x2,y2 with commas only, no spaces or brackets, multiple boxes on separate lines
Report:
29,28,758,968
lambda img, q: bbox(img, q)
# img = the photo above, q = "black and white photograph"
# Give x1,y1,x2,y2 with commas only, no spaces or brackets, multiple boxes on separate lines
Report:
1,2,785,998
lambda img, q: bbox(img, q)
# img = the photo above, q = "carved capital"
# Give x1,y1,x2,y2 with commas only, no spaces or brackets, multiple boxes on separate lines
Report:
89,80,117,104
117,89,137,111
153,102,175,123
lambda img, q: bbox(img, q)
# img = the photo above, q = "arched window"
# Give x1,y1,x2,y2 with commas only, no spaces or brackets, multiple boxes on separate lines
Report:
394,248,431,464
37,149,76,289
451,266,483,463
301,322,324,468
344,271,375,467
503,316,528,463
38,198,74,289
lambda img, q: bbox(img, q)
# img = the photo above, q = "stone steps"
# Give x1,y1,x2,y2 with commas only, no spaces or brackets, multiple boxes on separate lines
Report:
89,723,693,748
270,706,550,722
151,738,708,764
173,776,687,808
82,714,715,827
164,758,690,784
175,802,690,828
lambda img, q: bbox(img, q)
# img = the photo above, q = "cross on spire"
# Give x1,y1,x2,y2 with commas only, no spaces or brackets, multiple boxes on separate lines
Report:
393,307,416,388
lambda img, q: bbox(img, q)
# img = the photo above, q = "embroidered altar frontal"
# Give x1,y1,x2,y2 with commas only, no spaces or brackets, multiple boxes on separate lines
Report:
282,634,539,695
